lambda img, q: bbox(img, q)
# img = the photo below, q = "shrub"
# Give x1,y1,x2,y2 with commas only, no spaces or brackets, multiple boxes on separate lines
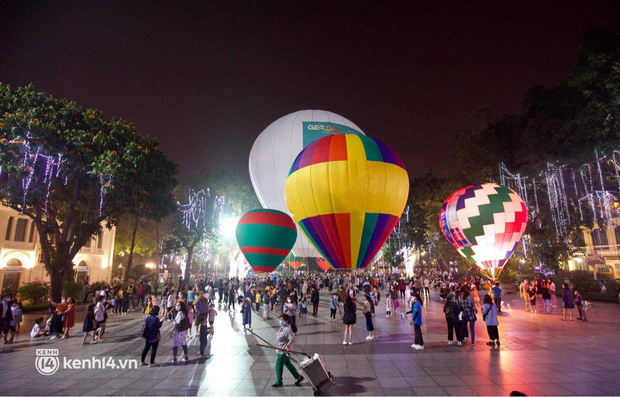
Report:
17,282,50,305
62,280,84,301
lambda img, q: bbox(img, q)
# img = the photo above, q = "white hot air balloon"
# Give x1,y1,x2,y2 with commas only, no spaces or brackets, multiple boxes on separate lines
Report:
249,110,365,257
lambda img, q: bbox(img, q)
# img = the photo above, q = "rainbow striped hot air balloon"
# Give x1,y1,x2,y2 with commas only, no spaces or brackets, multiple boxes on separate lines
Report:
285,134,409,270
236,209,297,273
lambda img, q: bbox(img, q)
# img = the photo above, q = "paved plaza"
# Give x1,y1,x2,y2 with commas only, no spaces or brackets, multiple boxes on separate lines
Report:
1,291,620,396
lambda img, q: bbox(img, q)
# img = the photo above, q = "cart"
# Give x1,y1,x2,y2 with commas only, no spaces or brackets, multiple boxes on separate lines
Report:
254,332,335,396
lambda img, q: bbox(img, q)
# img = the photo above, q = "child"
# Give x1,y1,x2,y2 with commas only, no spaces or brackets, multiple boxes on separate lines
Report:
360,298,374,340
574,289,588,321
143,294,152,315
299,296,307,316
11,301,23,334
330,294,338,321
30,317,48,338
82,303,98,345
187,304,195,337
207,304,218,332
199,317,210,358
386,293,394,317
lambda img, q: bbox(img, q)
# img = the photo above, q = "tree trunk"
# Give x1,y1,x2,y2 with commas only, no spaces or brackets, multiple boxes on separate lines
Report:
123,212,140,282
184,245,193,283
49,269,64,302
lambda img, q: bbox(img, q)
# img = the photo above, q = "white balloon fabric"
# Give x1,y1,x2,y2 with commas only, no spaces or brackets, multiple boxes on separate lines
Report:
249,110,365,257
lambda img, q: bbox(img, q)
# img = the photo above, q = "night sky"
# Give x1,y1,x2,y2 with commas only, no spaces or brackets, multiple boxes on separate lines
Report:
2,1,619,183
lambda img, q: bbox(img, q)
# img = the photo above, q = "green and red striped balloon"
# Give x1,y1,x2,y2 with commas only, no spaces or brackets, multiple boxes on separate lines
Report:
236,209,297,273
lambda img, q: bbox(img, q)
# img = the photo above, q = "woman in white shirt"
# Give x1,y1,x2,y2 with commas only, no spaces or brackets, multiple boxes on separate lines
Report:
170,301,189,363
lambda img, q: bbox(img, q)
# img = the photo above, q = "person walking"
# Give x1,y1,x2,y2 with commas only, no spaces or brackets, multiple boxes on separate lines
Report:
562,283,574,321
491,282,503,313
271,313,304,388
342,295,356,345
284,296,298,335
443,293,463,346
140,306,163,367
482,295,500,347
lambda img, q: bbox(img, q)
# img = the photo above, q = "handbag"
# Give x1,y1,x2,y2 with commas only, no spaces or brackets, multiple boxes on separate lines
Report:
177,316,191,332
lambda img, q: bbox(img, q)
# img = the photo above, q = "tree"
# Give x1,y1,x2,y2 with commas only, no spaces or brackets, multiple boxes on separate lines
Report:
162,189,221,282
119,149,177,281
0,84,178,301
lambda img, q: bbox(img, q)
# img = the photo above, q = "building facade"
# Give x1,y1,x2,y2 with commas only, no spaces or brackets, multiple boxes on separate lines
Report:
566,223,620,280
0,205,115,295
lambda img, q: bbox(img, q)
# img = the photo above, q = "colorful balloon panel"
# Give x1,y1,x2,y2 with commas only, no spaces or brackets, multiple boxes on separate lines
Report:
289,260,303,269
285,134,409,270
439,183,527,279
316,257,331,272
236,209,297,273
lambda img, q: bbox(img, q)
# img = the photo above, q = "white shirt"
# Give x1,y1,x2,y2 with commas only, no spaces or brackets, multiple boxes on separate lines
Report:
31,323,42,338
94,302,105,322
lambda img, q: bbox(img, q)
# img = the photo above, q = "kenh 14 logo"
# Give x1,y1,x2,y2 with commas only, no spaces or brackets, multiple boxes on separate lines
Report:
35,349,60,376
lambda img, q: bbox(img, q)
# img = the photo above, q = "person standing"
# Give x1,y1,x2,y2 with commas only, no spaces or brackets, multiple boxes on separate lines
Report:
491,282,503,313
548,278,557,308
199,316,210,358
262,290,271,320
358,295,374,340
0,295,15,344
461,291,477,345
241,296,253,331
482,295,500,347
61,297,76,339
574,289,587,321
93,295,107,341
330,293,338,321
342,295,356,345
562,283,574,321
271,314,304,388
410,294,424,350
140,306,163,367
526,284,537,313
541,281,552,313
443,293,463,346
519,278,529,311
311,287,320,316
170,301,190,364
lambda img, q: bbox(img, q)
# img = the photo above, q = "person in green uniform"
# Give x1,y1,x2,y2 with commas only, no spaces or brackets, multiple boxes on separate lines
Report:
272,313,304,388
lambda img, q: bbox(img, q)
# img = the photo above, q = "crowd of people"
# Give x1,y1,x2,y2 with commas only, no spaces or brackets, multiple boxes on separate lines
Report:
1,266,596,388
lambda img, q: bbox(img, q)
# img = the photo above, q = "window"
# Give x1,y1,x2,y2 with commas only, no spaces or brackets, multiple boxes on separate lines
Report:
84,238,91,248
5,217,13,240
592,229,609,247
28,221,36,243
97,231,103,249
13,219,28,242
6,258,22,267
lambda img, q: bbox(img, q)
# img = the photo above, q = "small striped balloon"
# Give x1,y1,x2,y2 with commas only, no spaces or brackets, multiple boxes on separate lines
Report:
236,209,297,273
